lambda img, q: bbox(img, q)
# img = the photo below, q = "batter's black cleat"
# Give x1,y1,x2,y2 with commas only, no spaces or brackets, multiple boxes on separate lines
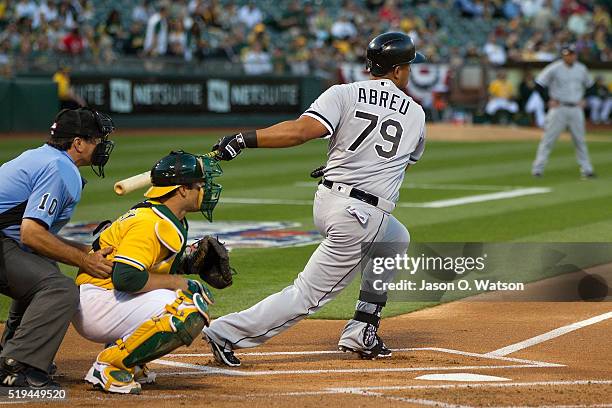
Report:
0,358,60,388
207,339,241,367
339,335,392,360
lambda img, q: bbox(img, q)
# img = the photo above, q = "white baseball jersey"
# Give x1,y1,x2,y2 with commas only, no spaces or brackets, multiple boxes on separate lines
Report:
536,60,593,104
303,79,426,203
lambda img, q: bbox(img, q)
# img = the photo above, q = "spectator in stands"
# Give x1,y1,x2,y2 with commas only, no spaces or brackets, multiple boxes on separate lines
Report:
242,41,272,75
79,0,95,24
168,19,187,58
237,1,262,29
56,1,76,30
519,71,546,128
275,0,308,32
46,18,65,48
0,1,9,30
400,9,425,35
0,22,19,50
97,31,116,65
60,27,85,55
592,4,610,28
287,35,310,75
144,5,168,56
485,70,519,123
15,0,38,27
365,0,384,12
483,33,506,66
520,0,545,20
567,7,591,36
592,25,608,60
504,32,522,62
586,76,611,124
0,39,10,77
379,0,401,25
52,66,85,109
184,21,202,61
192,0,222,29
39,0,59,24
455,0,484,18
101,10,126,51
132,0,152,24
502,0,521,19
123,21,145,56
331,15,357,40
247,23,270,50
531,0,555,32
310,7,333,44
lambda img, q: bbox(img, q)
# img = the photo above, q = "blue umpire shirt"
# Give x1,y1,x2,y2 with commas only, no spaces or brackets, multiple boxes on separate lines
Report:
0,144,84,248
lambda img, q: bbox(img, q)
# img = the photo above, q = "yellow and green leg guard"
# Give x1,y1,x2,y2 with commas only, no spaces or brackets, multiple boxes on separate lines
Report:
86,290,209,393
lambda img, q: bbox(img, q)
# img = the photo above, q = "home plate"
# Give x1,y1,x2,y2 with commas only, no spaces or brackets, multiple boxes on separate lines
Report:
415,373,511,382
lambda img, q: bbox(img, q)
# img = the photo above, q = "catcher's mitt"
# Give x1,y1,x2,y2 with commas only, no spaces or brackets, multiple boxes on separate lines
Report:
182,236,234,289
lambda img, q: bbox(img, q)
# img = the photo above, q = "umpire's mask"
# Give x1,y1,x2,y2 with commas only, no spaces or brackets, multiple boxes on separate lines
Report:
50,107,116,178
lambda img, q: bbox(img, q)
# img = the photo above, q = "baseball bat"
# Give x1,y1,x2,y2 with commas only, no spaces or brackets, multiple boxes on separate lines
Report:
113,171,151,196
113,151,219,196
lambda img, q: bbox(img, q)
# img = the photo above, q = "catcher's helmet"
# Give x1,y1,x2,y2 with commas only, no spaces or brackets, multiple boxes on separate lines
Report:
145,151,223,221
366,32,426,76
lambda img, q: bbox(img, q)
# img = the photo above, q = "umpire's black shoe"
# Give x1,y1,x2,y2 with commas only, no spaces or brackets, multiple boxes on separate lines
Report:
0,358,60,388
207,339,241,367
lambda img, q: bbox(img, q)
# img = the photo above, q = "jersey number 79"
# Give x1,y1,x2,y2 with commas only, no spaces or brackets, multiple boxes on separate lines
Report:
348,111,403,159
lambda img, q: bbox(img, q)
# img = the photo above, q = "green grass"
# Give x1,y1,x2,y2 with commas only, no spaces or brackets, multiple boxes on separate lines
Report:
1,131,611,320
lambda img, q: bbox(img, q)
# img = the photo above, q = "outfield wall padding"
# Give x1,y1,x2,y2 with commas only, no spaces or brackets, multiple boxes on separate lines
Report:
0,79,58,133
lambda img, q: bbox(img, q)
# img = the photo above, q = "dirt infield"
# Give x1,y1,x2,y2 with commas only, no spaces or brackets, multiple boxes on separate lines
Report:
10,300,610,407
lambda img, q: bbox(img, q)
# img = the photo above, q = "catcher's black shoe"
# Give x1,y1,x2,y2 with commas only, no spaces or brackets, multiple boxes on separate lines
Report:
339,335,392,360
207,339,241,367
0,358,60,388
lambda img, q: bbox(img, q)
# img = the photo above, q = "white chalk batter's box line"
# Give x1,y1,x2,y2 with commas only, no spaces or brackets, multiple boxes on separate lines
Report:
238,381,612,408
151,346,563,377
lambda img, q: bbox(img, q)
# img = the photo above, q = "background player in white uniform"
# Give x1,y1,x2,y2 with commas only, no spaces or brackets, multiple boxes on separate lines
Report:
203,32,426,366
532,44,595,179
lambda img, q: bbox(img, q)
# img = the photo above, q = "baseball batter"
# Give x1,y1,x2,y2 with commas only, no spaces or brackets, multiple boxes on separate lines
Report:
72,151,226,394
532,44,595,178
203,32,426,366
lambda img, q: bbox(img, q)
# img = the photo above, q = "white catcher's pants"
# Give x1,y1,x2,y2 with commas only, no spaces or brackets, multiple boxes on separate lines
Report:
204,184,409,350
73,284,178,344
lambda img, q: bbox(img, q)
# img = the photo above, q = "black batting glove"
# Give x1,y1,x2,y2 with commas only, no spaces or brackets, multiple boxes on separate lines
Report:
212,133,247,161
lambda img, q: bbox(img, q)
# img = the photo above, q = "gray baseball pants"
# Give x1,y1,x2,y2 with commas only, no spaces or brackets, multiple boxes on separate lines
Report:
204,183,409,350
532,106,594,175
0,236,79,372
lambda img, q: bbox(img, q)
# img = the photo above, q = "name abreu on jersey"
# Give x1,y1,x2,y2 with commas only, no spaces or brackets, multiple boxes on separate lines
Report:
357,81,411,115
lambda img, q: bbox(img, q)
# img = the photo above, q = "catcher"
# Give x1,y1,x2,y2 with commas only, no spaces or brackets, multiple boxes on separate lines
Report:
72,151,233,394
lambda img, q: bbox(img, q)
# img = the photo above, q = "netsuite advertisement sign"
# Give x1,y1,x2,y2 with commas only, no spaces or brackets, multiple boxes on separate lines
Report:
72,77,301,114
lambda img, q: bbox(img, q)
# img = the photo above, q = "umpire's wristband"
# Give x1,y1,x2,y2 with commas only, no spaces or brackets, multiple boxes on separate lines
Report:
241,130,258,148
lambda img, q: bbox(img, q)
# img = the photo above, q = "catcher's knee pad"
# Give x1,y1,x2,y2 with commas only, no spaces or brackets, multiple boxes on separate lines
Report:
97,290,209,370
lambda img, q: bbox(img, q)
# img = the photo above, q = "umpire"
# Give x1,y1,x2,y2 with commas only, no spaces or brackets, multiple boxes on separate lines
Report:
532,44,596,179
0,108,116,387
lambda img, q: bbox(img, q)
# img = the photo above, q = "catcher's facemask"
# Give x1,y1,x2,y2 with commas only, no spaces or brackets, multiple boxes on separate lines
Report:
198,156,223,222
146,151,223,222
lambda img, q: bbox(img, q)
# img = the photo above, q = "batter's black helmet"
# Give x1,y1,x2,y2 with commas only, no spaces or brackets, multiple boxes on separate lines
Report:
366,32,426,76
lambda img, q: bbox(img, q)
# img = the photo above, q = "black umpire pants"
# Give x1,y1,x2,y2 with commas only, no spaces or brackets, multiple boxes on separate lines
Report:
0,235,79,372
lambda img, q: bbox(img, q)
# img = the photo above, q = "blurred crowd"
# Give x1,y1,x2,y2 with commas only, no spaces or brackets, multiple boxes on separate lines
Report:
0,0,610,78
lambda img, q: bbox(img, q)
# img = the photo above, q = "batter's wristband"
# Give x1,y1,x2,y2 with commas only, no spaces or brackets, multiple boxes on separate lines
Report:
242,130,258,148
